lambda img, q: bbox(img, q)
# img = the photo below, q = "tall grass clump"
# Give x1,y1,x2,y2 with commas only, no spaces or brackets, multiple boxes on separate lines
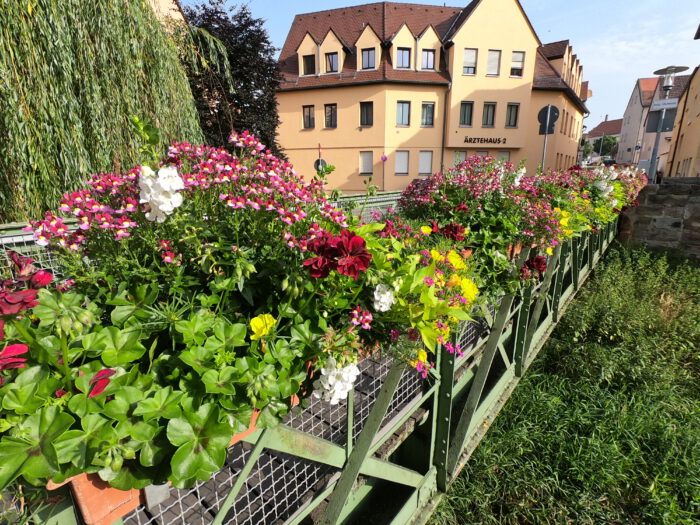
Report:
0,0,208,222
432,246,700,524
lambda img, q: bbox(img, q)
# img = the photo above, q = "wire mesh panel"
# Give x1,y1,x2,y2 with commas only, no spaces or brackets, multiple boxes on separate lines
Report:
122,354,423,525
0,231,64,278
334,192,402,222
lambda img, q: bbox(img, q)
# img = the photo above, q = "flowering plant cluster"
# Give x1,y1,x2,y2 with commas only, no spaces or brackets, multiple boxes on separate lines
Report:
0,138,644,493
396,155,646,294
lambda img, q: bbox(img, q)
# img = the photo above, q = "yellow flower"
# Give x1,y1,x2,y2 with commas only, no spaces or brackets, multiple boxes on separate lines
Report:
446,273,462,288
250,314,276,340
420,225,432,235
447,250,466,269
410,349,429,367
430,249,445,262
460,278,479,303
546,247,553,256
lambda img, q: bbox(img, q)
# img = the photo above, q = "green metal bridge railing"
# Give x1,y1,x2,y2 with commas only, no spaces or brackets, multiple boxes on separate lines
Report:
0,199,618,525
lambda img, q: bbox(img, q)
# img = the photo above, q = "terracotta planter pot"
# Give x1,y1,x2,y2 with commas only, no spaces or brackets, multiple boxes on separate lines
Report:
48,473,143,525
460,247,475,259
506,243,523,260
229,409,260,447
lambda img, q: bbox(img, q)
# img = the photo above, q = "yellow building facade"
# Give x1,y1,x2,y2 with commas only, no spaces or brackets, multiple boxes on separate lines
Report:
668,66,700,178
277,0,589,191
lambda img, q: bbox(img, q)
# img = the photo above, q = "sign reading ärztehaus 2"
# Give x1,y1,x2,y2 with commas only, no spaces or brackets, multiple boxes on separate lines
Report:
463,137,508,144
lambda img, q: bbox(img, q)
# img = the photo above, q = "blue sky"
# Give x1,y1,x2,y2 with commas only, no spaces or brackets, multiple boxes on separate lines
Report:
185,0,700,132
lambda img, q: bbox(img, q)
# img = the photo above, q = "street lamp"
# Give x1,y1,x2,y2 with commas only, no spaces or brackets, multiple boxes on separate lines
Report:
648,65,688,183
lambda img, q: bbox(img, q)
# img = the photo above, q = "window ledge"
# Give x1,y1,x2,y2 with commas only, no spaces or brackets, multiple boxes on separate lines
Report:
420,125,435,128
396,125,410,128
458,125,473,128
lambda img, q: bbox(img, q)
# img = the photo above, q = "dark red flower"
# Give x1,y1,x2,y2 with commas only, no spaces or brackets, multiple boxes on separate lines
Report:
302,255,336,278
455,202,469,212
7,251,34,278
88,369,115,398
439,222,467,241
525,256,547,276
0,320,4,341
407,328,420,341
29,270,53,289
335,230,372,280
0,289,38,316
520,267,532,280
0,343,28,370
55,389,68,398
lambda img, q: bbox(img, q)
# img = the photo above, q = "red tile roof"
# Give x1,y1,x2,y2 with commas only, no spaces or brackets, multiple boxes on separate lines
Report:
587,118,622,138
532,49,588,113
278,1,467,88
638,77,658,106
579,80,589,101
540,39,569,59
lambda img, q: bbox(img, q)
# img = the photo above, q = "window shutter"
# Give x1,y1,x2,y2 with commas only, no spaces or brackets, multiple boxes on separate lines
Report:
395,151,409,174
463,49,476,68
360,151,373,174
487,50,500,75
419,151,433,174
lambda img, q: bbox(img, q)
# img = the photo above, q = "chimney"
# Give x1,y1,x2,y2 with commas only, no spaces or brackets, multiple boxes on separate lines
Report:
604,114,608,121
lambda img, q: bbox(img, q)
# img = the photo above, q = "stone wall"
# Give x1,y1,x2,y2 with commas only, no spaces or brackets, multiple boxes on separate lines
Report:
619,177,700,259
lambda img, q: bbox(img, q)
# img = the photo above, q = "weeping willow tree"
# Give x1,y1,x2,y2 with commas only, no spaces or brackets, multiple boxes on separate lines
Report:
0,0,231,222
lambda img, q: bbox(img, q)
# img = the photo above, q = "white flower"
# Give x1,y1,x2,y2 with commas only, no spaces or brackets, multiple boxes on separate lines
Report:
373,283,395,312
593,180,614,196
312,357,360,405
514,167,525,187
139,166,184,222
611,199,618,208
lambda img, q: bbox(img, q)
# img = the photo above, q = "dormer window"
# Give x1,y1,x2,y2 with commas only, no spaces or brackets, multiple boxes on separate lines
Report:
325,52,338,73
397,48,411,69
302,54,316,75
361,48,375,69
421,49,435,70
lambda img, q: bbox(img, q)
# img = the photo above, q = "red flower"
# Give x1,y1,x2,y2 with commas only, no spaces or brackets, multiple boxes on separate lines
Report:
335,230,372,280
88,369,115,398
302,255,336,278
55,389,68,398
525,256,547,276
0,289,38,316
29,270,53,289
7,251,34,278
0,343,28,371
0,320,4,341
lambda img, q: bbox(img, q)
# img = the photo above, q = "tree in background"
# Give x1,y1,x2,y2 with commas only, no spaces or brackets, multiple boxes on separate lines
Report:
185,1,282,153
592,135,619,158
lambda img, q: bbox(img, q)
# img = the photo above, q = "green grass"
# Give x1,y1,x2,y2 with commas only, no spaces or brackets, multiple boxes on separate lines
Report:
431,246,700,524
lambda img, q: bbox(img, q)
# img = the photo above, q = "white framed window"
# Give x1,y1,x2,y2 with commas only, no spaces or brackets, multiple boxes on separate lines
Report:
419,150,433,175
397,47,411,68
463,48,477,75
396,101,410,126
359,151,373,175
476,151,488,157
497,151,510,162
482,102,496,127
487,49,501,76
510,51,525,77
459,101,473,126
421,102,435,127
361,48,375,69
302,54,316,75
455,151,467,164
395,151,409,175
505,103,519,128
325,52,338,73
421,49,435,70
302,105,314,129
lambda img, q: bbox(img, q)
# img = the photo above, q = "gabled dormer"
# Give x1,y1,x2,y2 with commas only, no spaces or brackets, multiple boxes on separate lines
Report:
355,24,381,71
319,29,346,74
417,25,440,71
391,23,415,70
296,33,319,77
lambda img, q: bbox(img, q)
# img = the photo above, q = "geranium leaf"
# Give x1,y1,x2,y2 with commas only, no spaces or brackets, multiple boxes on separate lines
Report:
99,327,147,366
133,387,183,420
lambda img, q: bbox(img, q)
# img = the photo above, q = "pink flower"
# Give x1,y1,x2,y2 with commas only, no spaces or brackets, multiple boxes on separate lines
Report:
0,343,29,371
88,369,115,397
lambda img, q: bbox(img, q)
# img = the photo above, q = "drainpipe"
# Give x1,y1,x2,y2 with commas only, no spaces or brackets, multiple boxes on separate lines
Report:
316,43,321,77
440,82,450,173
668,86,689,176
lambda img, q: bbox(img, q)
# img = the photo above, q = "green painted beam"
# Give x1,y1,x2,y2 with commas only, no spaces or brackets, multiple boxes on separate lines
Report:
320,361,407,525
434,345,455,491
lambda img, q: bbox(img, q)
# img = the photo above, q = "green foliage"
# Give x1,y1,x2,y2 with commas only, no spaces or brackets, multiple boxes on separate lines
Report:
432,246,700,524
0,0,205,222
184,1,282,152
592,135,619,158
